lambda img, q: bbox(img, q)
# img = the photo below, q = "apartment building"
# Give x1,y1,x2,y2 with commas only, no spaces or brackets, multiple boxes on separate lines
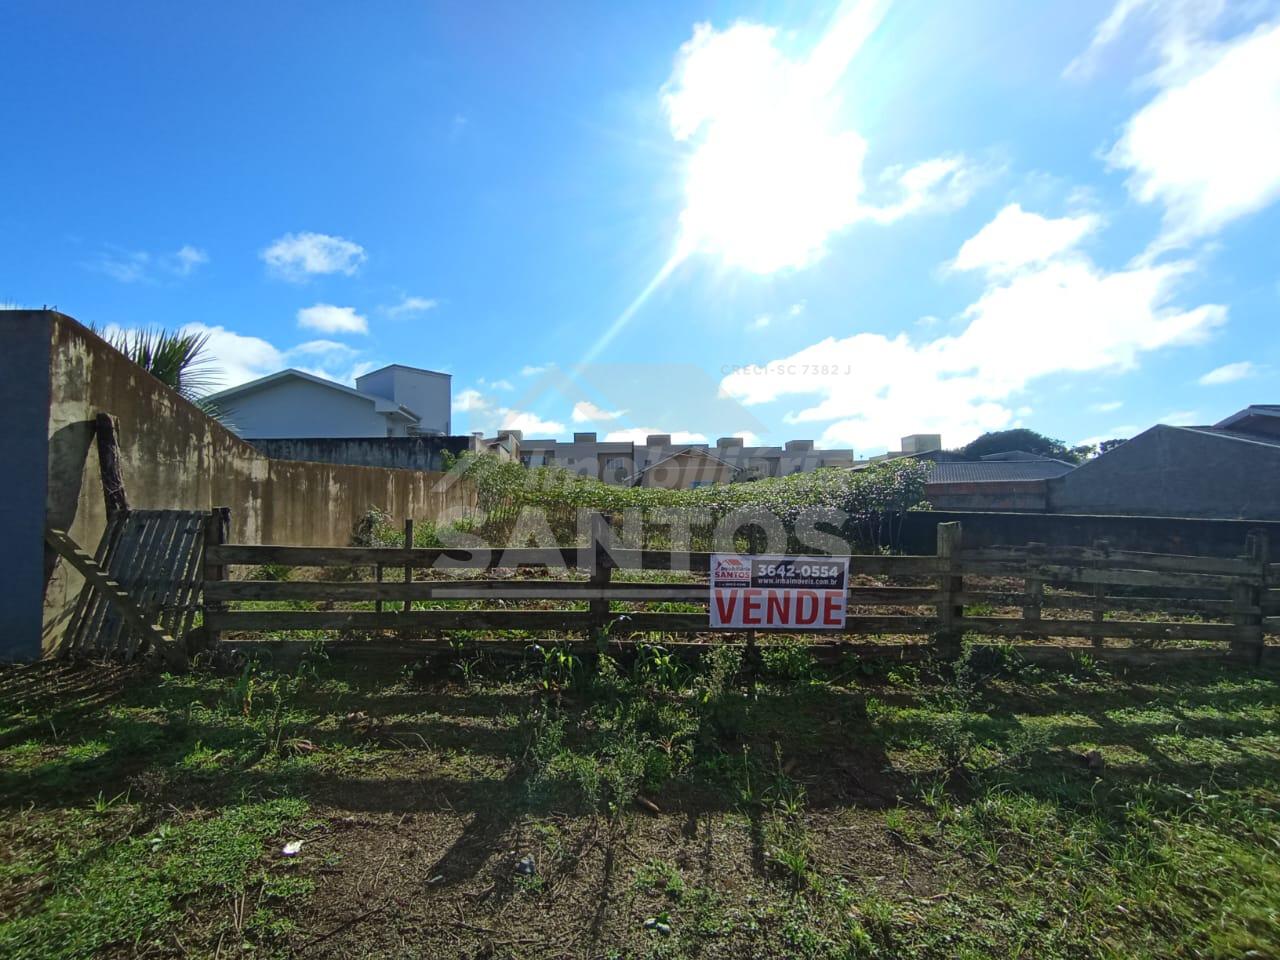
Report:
508,432,856,488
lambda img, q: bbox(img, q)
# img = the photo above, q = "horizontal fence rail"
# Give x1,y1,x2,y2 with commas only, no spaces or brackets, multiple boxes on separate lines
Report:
201,518,1273,662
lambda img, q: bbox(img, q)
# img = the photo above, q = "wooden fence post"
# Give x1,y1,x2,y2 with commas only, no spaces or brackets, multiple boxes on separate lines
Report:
400,518,414,640
94,413,130,514
934,522,963,655
1231,531,1267,664
1091,538,1111,648
589,512,614,651
199,506,230,652
1022,541,1045,632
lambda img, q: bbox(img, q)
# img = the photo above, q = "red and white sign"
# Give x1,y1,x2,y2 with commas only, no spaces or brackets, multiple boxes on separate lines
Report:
709,555,849,630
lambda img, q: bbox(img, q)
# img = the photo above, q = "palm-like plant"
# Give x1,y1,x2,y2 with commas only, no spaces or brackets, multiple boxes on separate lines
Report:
98,326,230,423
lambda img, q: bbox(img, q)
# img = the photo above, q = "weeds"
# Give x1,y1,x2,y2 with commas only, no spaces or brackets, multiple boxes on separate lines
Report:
1,649,1276,959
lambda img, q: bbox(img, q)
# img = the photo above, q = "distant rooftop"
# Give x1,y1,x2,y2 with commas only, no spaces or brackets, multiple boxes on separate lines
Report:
927,459,1076,484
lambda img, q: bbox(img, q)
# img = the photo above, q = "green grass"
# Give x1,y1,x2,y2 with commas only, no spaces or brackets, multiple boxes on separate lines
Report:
0,643,1277,958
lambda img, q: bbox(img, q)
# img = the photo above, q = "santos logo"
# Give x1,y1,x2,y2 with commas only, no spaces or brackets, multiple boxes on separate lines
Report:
712,557,751,581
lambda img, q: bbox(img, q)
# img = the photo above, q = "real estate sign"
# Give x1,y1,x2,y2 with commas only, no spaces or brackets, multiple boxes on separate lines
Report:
709,555,849,630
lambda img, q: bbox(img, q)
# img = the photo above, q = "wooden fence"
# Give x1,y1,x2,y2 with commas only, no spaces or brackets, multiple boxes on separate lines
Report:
200,518,1276,662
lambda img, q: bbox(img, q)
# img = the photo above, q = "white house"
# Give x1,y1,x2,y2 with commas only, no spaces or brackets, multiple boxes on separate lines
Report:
208,364,451,439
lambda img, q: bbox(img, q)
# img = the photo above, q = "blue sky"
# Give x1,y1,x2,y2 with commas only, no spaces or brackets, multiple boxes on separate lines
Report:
2,0,1277,456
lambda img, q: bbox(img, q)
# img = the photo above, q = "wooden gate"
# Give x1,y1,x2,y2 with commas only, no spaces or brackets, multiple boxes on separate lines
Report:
58,509,218,661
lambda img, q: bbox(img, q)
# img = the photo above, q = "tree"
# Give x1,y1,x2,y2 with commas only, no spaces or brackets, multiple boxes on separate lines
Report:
958,428,1092,464
1098,438,1128,455
98,326,228,422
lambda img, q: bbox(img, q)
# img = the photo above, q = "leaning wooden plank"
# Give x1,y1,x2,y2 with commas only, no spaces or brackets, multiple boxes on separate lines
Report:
45,527,185,667
161,513,206,639
955,615,1235,642
99,511,158,654
63,509,128,657
128,512,185,661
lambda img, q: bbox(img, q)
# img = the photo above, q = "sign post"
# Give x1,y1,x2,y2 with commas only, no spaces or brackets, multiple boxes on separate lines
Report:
709,555,849,631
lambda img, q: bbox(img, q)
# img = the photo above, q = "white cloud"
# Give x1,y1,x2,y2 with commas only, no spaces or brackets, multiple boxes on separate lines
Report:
1159,409,1199,424
1198,360,1258,384
1090,400,1124,412
521,364,550,376
450,386,566,436
720,206,1225,451
296,304,368,335
172,245,209,275
487,379,514,391
452,388,488,412
91,245,209,282
788,301,806,318
750,314,771,330
864,155,988,225
952,204,1100,275
178,323,283,389
501,411,566,435
262,232,366,280
1102,14,1280,246
290,339,356,356
604,427,709,444
387,295,438,317
663,8,981,274
93,250,150,283
572,401,627,423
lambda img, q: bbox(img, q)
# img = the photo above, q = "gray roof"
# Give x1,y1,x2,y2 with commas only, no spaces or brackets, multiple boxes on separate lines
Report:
926,459,1076,484
1213,405,1280,430
206,368,421,422
1173,425,1280,450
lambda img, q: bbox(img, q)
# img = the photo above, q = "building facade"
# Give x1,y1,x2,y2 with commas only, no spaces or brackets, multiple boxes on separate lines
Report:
207,364,451,439
508,432,856,487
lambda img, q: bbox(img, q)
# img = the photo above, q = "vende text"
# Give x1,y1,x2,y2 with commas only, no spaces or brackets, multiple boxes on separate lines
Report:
711,588,846,629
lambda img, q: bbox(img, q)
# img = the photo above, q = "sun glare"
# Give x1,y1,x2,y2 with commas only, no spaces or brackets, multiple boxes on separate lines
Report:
666,0,890,274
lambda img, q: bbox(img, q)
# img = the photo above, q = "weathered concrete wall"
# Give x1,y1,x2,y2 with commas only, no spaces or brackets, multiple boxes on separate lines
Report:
899,510,1280,558
248,436,473,473
25,311,475,658
925,480,1048,512
1048,425,1280,520
0,313,54,661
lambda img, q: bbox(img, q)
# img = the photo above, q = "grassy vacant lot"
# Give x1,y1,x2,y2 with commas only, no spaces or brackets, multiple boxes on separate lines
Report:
1,640,1277,959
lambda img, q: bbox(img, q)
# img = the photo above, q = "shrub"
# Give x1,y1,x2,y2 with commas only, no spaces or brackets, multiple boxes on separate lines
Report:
451,453,929,551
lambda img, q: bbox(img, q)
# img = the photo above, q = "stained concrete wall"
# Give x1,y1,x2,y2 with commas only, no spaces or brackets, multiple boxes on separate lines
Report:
10,311,475,660
248,436,473,473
